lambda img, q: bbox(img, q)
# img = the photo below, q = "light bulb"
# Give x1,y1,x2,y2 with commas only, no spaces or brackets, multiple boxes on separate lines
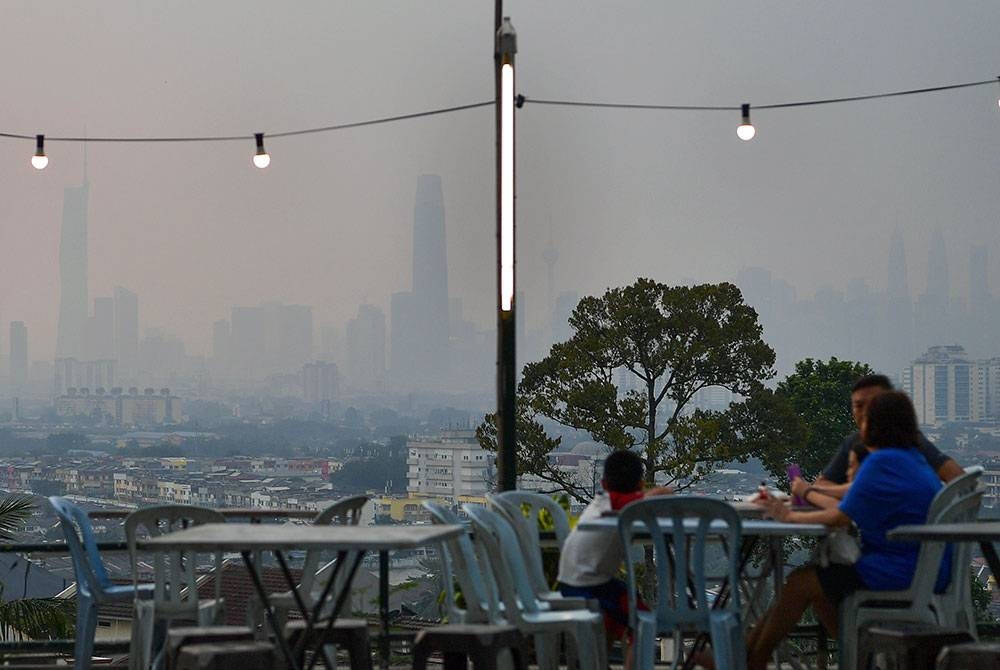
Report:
737,104,755,141
32,134,48,170
253,132,270,169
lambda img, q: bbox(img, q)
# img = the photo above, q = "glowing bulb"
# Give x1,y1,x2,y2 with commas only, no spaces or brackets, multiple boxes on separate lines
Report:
737,104,755,141
253,132,270,169
32,134,48,170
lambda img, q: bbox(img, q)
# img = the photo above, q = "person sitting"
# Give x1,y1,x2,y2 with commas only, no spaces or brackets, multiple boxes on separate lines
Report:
791,374,962,504
747,391,950,670
557,450,671,670
801,442,868,510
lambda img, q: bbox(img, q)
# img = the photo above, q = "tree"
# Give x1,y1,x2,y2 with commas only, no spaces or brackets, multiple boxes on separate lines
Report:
0,497,75,641
767,358,873,479
481,279,805,495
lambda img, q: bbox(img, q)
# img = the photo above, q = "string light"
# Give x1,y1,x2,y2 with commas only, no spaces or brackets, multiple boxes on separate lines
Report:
253,133,270,169
736,104,755,141
31,134,47,170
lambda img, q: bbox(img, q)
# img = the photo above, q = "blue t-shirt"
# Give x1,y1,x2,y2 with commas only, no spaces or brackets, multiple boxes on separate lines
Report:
839,448,949,591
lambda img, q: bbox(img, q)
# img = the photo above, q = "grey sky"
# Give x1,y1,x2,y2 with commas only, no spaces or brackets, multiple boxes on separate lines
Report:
1,2,998,359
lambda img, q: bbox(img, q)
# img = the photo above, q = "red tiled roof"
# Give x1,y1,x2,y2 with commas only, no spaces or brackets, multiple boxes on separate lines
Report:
197,563,303,626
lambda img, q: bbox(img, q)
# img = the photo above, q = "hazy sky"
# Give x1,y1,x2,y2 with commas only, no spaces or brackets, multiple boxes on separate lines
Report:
1,2,999,359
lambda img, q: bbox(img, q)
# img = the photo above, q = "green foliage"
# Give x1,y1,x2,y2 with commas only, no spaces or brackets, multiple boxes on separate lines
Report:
971,572,995,623
480,279,805,492
769,357,873,479
0,497,76,641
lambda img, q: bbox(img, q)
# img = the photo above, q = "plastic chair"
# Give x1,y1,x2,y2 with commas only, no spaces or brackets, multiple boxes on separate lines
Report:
841,490,984,670
424,502,501,625
618,497,744,670
463,505,606,670
49,496,155,670
930,467,984,635
124,505,227,670
269,495,368,626
487,492,572,598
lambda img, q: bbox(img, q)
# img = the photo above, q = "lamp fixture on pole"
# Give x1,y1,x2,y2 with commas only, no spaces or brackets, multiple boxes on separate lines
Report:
495,13,518,492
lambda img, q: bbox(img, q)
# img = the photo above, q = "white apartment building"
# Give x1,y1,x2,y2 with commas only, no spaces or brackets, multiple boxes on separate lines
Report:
406,429,491,500
905,345,980,426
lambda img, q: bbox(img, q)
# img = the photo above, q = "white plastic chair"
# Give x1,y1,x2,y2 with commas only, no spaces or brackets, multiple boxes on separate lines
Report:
618,497,745,670
840,489,984,670
930,466,984,634
463,505,607,670
124,505,227,670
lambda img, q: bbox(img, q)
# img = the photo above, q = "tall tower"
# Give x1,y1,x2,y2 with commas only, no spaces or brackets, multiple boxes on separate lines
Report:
114,287,139,382
55,178,90,359
391,175,450,390
887,228,909,302
9,322,27,395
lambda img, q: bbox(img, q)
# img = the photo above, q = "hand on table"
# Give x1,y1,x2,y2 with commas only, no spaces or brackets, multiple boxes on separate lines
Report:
790,477,811,499
755,496,790,522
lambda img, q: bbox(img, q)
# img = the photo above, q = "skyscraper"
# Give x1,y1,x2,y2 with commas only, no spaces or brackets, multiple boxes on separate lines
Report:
390,175,450,390
88,297,115,361
55,180,89,359
346,303,386,393
9,322,27,395
887,228,909,303
114,287,139,382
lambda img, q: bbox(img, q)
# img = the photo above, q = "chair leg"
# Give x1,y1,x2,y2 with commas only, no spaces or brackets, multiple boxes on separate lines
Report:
74,599,98,670
413,642,432,670
443,651,467,670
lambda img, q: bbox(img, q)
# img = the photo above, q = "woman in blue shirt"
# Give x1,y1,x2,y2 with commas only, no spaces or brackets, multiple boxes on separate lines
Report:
746,391,945,670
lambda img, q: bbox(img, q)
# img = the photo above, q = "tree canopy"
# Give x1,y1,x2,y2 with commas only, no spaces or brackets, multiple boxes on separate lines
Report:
766,357,874,479
479,279,806,500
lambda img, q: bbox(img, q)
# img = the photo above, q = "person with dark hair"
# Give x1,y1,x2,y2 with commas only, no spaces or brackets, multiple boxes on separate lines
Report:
741,391,950,670
557,449,671,669
791,374,961,505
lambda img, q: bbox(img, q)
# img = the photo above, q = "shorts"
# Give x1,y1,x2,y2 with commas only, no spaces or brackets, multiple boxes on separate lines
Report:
558,578,647,640
814,563,867,606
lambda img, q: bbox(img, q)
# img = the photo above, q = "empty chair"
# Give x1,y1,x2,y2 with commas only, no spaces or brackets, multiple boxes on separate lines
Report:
618,497,744,670
463,505,606,670
424,503,501,626
49,496,155,670
125,505,228,670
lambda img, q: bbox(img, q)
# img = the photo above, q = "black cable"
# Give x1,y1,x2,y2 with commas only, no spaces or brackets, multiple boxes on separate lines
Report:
0,100,494,143
521,77,998,113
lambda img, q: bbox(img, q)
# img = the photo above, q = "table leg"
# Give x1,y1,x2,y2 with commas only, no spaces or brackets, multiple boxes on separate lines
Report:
241,550,300,670
306,550,366,670
379,550,390,670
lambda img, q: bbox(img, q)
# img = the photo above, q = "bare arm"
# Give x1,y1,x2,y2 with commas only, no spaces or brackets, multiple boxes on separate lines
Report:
937,459,964,483
759,497,852,527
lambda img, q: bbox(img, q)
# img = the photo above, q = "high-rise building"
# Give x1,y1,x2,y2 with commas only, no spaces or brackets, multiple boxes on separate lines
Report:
114,287,139,382
905,345,977,425
390,175,450,391
346,304,386,393
88,297,115,361
302,362,339,404
405,429,490,500
228,303,313,380
55,180,90,359
887,228,910,303
9,322,27,395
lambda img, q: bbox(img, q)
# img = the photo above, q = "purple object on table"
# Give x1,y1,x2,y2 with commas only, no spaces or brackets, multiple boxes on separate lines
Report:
786,464,805,506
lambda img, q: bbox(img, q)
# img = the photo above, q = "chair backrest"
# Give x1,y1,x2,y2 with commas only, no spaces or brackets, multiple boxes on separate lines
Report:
125,505,225,614
300,495,368,595
488,492,570,596
618,497,742,635
424,502,500,624
928,466,983,523
906,490,984,611
464,505,545,623
49,496,112,599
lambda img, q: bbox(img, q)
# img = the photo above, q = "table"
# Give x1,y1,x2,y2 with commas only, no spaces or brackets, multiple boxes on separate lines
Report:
578,515,828,669
143,523,463,670
888,521,1000,580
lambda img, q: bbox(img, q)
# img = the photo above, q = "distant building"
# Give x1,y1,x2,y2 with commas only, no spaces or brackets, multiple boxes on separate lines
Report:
904,345,978,425
302,362,339,404
56,180,89,360
114,287,139,383
406,429,490,500
9,322,27,395
88,297,115,361
229,302,313,380
55,387,182,426
54,358,116,397
346,304,386,393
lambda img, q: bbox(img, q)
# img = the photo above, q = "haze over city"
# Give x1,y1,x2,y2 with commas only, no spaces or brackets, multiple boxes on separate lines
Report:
1,2,999,388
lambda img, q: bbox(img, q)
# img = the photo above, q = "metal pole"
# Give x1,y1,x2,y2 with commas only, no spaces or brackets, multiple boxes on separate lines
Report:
495,12,518,492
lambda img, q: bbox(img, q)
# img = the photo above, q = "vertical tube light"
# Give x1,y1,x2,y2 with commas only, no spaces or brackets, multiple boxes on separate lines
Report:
500,60,515,311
